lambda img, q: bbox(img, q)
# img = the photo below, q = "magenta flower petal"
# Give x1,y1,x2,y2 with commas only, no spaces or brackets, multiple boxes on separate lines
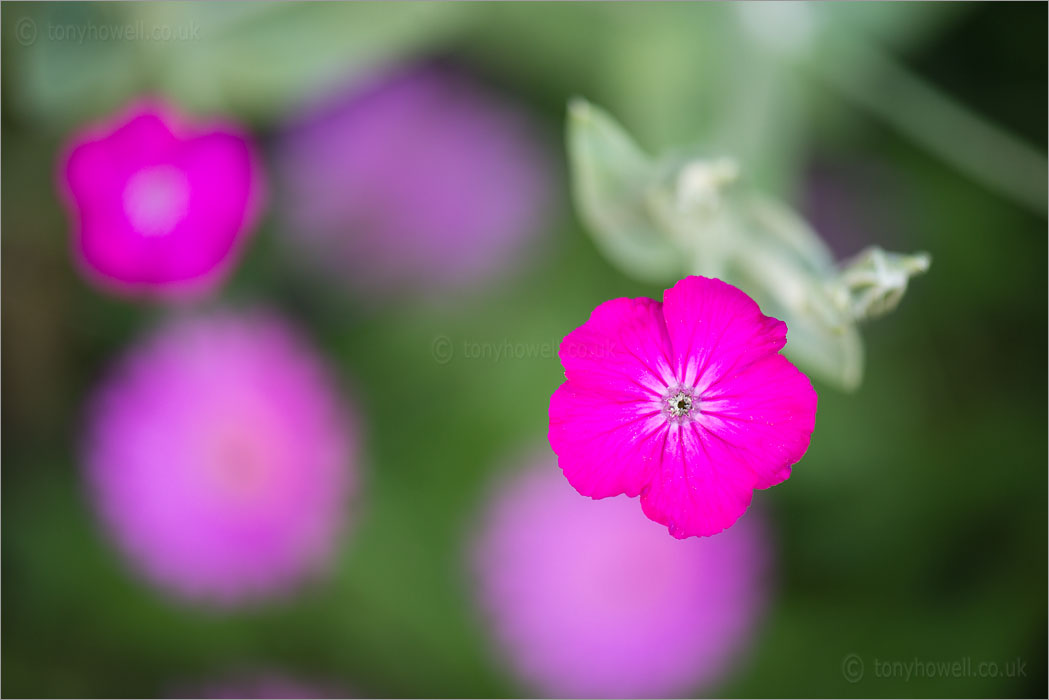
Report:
474,457,771,698
549,383,664,499
84,311,357,605
637,419,763,541
549,275,817,539
699,353,820,489
550,297,674,499
59,100,264,300
559,297,675,396
662,275,789,388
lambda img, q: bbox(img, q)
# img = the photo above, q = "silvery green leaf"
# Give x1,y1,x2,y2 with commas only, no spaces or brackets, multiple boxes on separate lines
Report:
6,3,142,128
664,181,865,390
568,100,930,392
150,2,464,117
737,193,836,278
721,202,866,391
643,155,740,279
567,99,686,283
10,2,464,128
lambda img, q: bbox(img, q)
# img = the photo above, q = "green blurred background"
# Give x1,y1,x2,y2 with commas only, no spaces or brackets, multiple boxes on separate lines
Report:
2,2,1045,697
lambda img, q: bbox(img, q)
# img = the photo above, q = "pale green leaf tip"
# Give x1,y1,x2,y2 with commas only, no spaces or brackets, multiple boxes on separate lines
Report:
567,96,591,120
835,247,932,322
909,251,932,274
567,97,601,135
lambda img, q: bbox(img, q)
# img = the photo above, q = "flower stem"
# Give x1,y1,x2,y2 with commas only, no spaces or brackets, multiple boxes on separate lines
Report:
814,37,1048,218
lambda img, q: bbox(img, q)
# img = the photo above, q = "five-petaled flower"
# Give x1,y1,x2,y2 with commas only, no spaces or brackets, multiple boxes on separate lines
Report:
84,311,357,605
549,275,818,538
58,100,264,300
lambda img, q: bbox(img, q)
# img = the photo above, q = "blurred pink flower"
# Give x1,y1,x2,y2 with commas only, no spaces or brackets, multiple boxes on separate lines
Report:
474,457,771,698
84,311,357,605
58,100,264,300
549,275,818,539
276,64,552,296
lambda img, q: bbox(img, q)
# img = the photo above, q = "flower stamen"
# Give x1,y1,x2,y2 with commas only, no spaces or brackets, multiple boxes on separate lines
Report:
665,390,694,419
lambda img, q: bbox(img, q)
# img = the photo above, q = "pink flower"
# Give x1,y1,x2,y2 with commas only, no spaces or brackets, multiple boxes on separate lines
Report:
549,275,817,539
474,457,771,698
276,64,552,296
58,101,264,300
84,311,357,605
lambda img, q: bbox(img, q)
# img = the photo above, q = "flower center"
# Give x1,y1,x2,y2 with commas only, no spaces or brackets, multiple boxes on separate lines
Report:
122,165,190,237
665,390,694,418
201,423,275,504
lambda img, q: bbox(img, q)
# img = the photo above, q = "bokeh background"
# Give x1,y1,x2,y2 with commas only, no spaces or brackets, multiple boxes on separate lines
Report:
2,2,1046,698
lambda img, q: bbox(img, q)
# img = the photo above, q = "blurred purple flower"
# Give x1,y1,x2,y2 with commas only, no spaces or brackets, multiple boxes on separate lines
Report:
84,311,357,605
277,64,553,296
58,100,265,300
474,456,771,698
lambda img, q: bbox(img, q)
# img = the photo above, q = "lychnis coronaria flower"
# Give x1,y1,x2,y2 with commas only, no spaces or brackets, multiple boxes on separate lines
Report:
474,457,770,698
276,64,551,296
84,311,357,605
58,101,264,299
549,275,817,538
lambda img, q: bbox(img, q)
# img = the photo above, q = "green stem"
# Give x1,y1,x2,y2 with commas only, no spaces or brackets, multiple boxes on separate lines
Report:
814,37,1048,218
